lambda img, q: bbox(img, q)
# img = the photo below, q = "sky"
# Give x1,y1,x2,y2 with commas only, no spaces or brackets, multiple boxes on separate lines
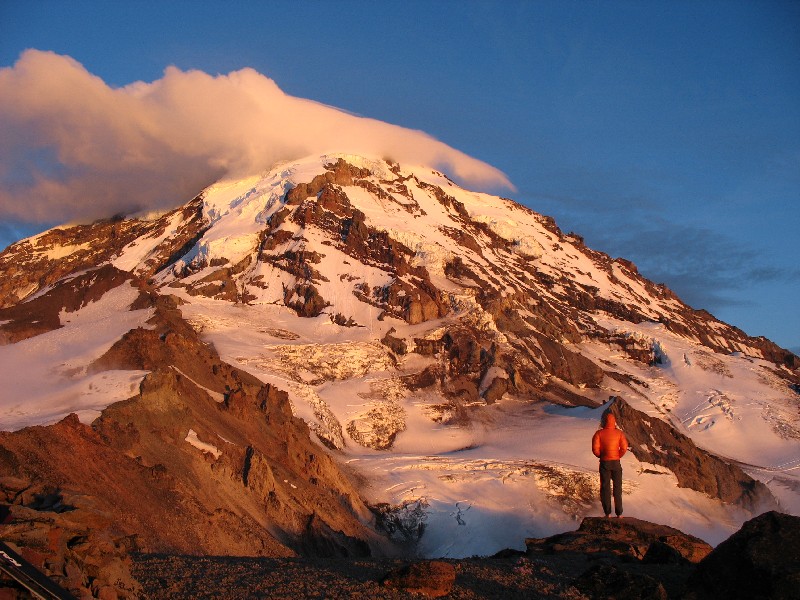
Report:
0,0,798,353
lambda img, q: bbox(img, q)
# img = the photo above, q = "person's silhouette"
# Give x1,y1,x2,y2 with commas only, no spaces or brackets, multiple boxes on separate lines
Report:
592,410,629,517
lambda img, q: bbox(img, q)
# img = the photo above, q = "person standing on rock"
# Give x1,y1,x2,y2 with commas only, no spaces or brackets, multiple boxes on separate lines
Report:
592,410,629,517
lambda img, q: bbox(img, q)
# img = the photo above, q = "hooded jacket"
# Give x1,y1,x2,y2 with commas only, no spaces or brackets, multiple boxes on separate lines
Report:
592,413,629,461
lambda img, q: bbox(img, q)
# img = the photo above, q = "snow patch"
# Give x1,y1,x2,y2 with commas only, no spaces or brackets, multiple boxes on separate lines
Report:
112,211,184,272
185,429,222,458
39,241,91,260
470,214,543,258
170,366,225,403
196,233,259,266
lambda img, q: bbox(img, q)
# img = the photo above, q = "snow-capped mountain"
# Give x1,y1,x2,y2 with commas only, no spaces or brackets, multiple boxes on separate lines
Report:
1,154,798,558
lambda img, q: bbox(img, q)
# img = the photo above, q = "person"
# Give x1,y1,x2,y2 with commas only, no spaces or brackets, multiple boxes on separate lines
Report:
591,410,629,517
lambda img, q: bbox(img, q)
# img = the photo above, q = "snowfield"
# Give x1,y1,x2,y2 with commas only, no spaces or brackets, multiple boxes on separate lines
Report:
182,296,775,556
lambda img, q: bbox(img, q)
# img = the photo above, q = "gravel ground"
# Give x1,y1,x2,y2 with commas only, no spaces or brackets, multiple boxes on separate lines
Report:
131,554,592,599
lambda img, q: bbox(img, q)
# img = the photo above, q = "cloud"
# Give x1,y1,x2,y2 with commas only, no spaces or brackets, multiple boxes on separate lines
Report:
0,50,513,224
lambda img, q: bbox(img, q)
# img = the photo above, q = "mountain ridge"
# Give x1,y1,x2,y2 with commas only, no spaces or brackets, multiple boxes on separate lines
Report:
0,154,798,575
2,155,794,365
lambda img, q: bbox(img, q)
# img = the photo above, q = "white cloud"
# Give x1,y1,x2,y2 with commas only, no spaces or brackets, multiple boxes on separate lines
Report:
0,50,513,224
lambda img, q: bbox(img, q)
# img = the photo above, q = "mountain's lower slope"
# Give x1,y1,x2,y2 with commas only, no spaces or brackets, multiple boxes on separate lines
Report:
0,154,798,562
0,279,386,560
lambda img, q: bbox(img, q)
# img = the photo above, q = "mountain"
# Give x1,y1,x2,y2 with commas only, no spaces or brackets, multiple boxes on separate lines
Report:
1,154,798,576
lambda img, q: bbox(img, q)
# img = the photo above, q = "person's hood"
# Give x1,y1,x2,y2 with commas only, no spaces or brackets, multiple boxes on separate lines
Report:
603,413,617,429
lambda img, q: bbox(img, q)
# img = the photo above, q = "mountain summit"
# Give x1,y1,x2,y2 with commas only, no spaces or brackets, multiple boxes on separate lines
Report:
1,154,798,564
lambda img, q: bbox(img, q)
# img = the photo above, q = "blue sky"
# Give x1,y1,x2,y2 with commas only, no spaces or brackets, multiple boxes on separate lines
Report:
1,0,798,352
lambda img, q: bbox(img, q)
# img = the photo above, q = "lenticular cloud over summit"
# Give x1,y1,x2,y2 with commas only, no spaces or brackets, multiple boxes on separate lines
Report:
0,50,512,223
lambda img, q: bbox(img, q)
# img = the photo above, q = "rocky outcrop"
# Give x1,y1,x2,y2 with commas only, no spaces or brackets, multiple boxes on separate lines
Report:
532,331,604,388
684,511,800,600
607,397,777,509
381,328,408,355
179,254,254,302
139,196,210,278
526,516,713,564
285,158,372,204
526,516,715,599
283,282,329,317
0,495,141,599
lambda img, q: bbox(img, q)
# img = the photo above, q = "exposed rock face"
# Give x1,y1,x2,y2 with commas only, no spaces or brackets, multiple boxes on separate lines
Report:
685,511,800,600
268,162,451,327
0,497,141,599
243,158,633,406
608,397,776,509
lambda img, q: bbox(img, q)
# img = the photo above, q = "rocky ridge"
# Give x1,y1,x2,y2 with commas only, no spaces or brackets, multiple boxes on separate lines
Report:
0,280,391,597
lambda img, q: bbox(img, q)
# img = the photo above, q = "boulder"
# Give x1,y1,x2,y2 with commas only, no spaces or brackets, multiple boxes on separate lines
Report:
684,511,800,600
382,560,456,598
527,516,712,564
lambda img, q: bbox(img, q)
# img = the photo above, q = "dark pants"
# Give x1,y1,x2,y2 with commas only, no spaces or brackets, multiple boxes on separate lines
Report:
599,460,623,516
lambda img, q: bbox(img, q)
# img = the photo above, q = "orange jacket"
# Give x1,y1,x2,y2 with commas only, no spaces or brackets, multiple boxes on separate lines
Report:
592,413,629,461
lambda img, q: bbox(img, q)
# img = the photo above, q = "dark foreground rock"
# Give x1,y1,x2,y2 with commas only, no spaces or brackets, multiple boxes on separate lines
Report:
5,511,799,599
124,515,771,599
684,511,800,600
525,516,714,599
0,500,140,599
573,563,667,600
